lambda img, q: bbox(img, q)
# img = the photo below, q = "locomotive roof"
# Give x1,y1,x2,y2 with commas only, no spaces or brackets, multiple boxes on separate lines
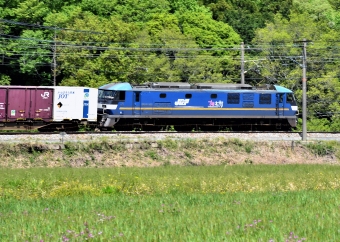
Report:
99,82,132,90
192,83,253,90
99,82,293,93
274,85,293,93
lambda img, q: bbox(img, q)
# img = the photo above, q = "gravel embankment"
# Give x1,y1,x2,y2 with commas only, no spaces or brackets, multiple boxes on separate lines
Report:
0,132,340,143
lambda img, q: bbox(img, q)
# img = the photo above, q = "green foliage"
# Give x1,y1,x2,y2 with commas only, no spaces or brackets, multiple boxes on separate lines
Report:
57,15,140,87
115,0,171,22
293,0,338,27
13,0,49,23
158,138,179,149
144,150,160,160
305,141,337,157
329,117,340,132
169,0,211,14
1,0,340,130
328,0,340,10
244,157,253,164
101,185,121,194
177,11,241,47
203,0,293,42
306,117,331,132
244,142,253,154
63,142,77,156
0,74,11,85
251,11,340,127
298,116,340,133
184,151,192,159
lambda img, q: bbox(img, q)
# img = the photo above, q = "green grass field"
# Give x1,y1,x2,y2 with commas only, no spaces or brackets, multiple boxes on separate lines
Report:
1,165,339,241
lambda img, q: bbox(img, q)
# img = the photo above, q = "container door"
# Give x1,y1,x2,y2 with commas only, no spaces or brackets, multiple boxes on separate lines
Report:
276,93,284,116
0,88,7,121
0,88,7,122
31,89,53,120
133,92,141,115
7,88,30,121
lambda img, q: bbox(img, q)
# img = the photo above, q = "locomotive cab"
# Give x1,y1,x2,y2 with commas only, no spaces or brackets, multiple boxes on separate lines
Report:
286,93,298,114
274,85,298,128
97,83,132,128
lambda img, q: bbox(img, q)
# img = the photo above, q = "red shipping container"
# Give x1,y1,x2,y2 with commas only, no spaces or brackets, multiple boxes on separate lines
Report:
6,87,53,121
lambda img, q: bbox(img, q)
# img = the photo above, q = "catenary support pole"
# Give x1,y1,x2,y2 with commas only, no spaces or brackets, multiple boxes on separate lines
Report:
241,42,245,84
52,28,57,86
302,39,307,141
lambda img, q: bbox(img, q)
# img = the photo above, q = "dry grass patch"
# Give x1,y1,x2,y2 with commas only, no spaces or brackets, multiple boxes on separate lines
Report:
0,138,339,168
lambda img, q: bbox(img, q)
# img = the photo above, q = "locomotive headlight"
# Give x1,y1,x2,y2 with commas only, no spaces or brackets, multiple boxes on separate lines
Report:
291,106,299,114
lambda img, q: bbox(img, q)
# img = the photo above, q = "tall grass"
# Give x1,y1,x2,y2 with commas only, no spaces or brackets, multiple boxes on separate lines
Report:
1,191,339,241
1,165,340,241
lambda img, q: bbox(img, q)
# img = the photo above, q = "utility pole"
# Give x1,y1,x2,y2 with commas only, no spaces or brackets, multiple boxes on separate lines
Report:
302,39,308,141
52,28,57,86
241,42,245,84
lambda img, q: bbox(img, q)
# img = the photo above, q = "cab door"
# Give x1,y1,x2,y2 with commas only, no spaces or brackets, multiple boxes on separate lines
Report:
133,91,141,115
276,93,284,116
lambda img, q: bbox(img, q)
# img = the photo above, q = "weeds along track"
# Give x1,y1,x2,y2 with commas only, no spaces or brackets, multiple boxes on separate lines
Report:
0,131,340,143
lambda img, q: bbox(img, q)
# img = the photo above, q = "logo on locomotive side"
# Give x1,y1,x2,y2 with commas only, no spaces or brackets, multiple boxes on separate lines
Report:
175,99,190,106
208,100,224,108
41,92,50,99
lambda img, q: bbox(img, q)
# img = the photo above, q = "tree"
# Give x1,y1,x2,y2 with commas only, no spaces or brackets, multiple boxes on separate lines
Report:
177,11,241,47
2,29,52,85
0,0,21,18
200,0,293,43
56,14,141,87
252,12,340,130
168,0,211,14
0,74,11,85
328,0,340,10
12,0,49,23
293,0,338,26
97,0,171,22
44,5,86,28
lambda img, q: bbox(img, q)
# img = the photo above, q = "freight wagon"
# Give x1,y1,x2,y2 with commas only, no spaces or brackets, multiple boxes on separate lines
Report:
0,86,98,131
97,82,298,131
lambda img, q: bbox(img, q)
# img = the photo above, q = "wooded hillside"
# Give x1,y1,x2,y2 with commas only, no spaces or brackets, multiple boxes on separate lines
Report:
1,0,340,130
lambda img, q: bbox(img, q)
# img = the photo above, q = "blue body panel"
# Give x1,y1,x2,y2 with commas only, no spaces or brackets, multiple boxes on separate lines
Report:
113,91,293,117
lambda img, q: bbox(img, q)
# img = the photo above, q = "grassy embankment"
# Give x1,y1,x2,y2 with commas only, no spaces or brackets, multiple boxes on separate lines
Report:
0,137,339,167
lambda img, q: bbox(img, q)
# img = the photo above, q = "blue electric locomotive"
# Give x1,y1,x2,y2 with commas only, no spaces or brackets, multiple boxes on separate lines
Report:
97,82,298,131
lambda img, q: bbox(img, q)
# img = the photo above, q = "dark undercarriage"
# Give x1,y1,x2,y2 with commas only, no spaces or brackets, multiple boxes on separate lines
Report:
102,118,293,131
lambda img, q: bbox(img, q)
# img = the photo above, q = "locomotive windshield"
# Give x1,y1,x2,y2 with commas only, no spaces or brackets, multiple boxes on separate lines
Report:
286,93,297,106
98,90,118,100
98,89,126,102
